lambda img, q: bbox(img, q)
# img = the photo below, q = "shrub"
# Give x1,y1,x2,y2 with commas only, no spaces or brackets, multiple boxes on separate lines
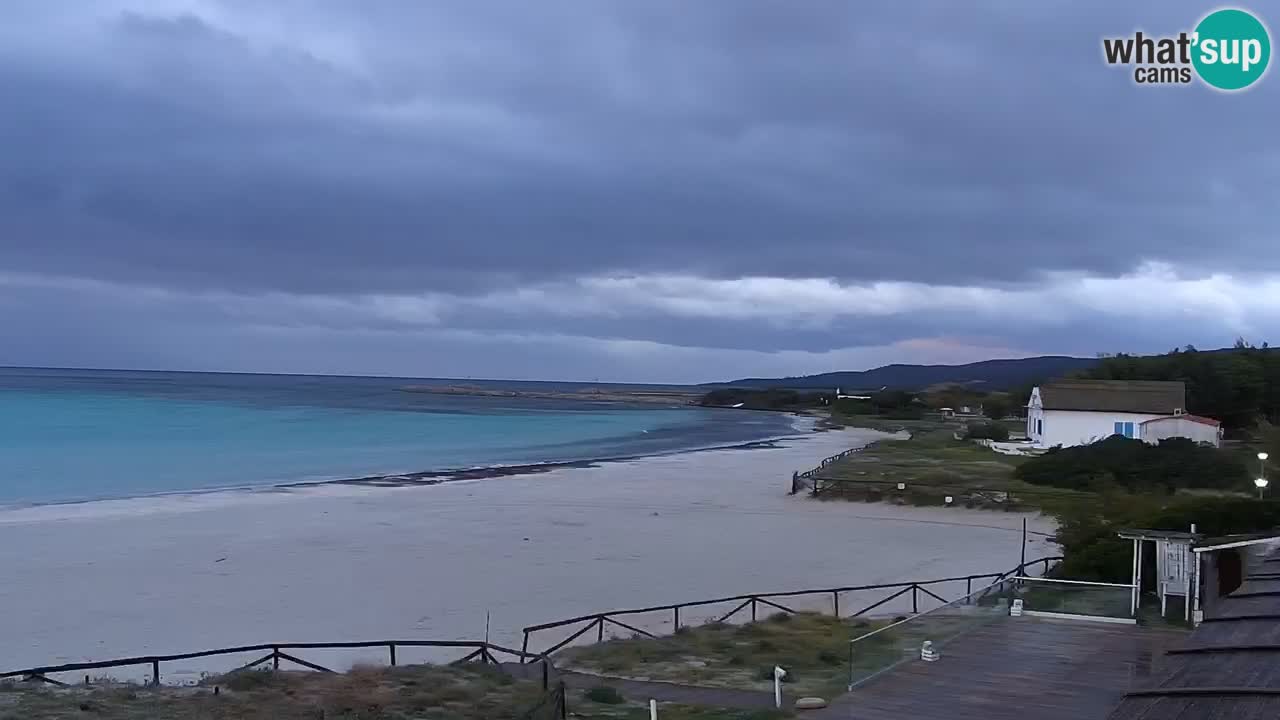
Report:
767,612,792,623
216,668,279,692
583,686,625,705
816,650,843,666
965,421,1010,441
1015,435,1247,493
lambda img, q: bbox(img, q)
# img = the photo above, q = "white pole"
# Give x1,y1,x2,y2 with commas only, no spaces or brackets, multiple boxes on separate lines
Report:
1130,538,1139,615
1187,524,1196,622
1192,551,1203,625
774,666,786,709
1134,539,1143,617
649,699,658,720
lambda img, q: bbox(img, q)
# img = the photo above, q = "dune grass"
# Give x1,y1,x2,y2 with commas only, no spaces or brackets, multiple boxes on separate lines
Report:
813,428,1091,511
558,611,887,698
0,663,545,720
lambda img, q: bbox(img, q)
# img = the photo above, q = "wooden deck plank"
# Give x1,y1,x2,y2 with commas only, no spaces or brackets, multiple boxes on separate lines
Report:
815,616,1188,720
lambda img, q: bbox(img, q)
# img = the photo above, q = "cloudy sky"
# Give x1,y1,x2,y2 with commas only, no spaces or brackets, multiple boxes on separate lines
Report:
1,1,1277,383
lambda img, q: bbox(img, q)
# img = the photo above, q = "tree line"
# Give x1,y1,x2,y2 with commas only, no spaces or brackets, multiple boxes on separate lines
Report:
1004,342,1280,432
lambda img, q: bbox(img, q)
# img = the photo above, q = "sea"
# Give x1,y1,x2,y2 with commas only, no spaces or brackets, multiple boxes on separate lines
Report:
0,367,802,506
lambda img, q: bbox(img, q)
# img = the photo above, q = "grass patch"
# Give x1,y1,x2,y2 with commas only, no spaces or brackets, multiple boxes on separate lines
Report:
812,428,1091,512
0,662,546,720
573,703,792,720
558,612,881,697
584,685,626,704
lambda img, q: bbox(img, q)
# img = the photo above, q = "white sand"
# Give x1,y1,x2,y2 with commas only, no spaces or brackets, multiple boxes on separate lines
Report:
0,428,1056,682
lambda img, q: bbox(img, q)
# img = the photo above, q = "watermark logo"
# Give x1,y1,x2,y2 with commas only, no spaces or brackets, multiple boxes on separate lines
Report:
1102,7,1270,91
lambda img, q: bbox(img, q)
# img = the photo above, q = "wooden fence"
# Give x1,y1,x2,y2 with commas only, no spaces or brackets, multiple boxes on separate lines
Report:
790,444,874,494
809,476,1088,505
519,556,1062,659
0,639,538,688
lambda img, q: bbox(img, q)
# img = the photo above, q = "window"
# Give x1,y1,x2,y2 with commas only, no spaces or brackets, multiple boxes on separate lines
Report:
1113,421,1135,438
1036,419,1042,436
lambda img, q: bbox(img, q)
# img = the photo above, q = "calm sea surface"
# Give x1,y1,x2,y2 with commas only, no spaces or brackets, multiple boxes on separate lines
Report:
0,367,799,505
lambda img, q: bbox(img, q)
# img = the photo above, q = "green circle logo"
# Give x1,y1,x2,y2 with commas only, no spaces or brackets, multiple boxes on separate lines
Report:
1193,8,1271,90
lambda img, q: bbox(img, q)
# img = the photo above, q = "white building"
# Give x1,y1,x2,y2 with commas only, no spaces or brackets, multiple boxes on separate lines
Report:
1026,379,1222,448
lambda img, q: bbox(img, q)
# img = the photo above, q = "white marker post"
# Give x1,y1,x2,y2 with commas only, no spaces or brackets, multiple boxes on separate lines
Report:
774,666,787,708
649,698,658,720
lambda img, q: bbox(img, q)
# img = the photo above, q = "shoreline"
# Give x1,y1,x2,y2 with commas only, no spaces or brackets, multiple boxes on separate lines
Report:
0,421,817,514
0,426,1055,677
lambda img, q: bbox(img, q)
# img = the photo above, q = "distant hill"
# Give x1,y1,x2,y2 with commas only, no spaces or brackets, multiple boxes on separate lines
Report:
712,356,1099,392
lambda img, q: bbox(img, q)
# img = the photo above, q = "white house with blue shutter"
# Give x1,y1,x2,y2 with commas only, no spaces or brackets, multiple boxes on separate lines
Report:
1026,379,1218,448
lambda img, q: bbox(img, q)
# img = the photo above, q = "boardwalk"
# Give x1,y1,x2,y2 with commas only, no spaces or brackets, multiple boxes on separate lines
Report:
816,617,1188,720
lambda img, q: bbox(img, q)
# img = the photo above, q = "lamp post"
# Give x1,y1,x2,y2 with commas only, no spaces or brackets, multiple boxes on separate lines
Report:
1259,453,1270,499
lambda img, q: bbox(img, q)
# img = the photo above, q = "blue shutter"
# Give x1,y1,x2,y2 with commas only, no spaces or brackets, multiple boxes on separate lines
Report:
1114,421,1124,436
1125,422,1135,438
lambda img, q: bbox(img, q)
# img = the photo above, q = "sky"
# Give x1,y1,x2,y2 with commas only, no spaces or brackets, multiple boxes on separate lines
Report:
1,1,1278,383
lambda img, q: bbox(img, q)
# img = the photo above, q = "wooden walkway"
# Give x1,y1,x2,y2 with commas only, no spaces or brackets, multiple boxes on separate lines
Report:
815,616,1188,720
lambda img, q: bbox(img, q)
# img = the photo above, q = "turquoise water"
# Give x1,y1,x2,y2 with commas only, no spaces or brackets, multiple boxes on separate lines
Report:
0,368,798,505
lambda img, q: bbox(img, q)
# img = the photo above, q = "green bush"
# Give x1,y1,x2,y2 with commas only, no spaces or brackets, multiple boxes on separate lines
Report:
965,421,1010,441
1016,435,1246,493
1053,494,1280,582
816,649,843,666
583,686,625,705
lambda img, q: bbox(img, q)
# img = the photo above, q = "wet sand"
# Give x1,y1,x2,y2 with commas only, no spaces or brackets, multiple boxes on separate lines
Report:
0,428,1055,682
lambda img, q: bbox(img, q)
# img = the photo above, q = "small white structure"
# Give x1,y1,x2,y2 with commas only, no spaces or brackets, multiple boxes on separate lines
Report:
1026,379,1220,448
920,640,939,662
1118,528,1197,620
1141,415,1224,447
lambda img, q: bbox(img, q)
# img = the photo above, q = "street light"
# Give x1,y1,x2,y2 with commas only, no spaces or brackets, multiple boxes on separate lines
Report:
1259,453,1270,498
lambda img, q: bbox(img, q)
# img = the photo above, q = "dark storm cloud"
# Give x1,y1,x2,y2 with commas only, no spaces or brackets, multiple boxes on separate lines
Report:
1,1,1277,380
3,0,1277,295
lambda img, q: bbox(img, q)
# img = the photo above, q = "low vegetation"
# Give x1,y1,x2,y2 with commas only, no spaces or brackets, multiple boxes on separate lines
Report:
810,427,1086,510
558,612,874,698
0,663,544,720
1054,495,1280,582
1015,435,1248,493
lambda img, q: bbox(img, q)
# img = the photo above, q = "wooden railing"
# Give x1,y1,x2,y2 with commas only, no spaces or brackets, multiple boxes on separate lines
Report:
1,639,538,687
519,556,1062,659
809,476,1088,503
791,444,874,494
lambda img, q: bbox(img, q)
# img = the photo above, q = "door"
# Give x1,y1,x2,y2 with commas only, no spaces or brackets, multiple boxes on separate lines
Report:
1218,549,1243,597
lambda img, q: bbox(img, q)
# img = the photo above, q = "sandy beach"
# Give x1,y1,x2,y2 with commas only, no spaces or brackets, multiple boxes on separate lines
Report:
0,427,1056,683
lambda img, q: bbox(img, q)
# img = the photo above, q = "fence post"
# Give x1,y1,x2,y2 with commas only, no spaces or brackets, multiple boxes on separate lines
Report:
912,585,919,614
272,648,280,671
541,658,549,691
389,644,397,667
559,680,568,720
521,631,530,664
833,591,840,617
966,577,972,603
597,617,605,643
151,661,160,686
674,606,680,630
751,598,758,622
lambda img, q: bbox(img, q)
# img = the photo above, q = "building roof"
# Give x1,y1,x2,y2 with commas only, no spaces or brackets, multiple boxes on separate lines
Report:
1038,379,1186,414
1107,544,1280,720
1141,413,1221,427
